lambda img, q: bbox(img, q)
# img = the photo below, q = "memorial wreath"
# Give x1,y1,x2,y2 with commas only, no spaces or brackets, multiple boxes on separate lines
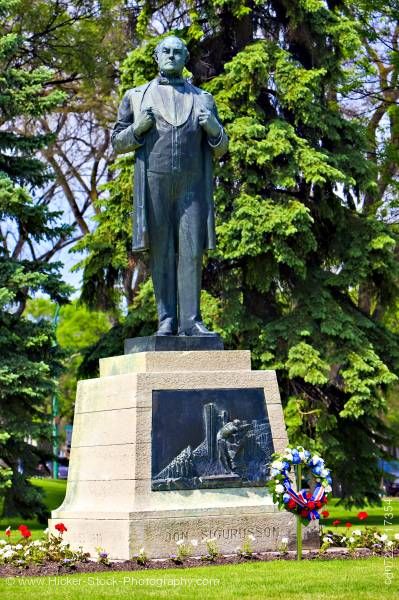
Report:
268,447,332,524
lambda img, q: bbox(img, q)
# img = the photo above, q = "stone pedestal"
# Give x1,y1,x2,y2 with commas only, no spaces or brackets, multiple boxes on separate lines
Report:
50,350,318,559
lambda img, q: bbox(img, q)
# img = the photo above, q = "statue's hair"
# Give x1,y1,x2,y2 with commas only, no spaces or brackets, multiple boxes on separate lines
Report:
153,36,190,64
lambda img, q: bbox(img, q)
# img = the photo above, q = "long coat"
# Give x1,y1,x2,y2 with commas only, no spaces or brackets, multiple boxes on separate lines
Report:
111,78,228,252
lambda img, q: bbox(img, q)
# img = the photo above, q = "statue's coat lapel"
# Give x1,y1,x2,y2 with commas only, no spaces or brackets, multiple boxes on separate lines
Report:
141,80,193,126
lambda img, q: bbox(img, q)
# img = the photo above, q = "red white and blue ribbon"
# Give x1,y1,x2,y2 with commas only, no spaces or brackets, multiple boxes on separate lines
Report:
283,482,326,520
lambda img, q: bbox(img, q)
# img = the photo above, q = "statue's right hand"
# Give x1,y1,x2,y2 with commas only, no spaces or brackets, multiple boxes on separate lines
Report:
133,108,155,138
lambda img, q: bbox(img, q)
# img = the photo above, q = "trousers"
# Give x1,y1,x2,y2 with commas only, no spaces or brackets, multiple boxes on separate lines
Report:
146,170,207,332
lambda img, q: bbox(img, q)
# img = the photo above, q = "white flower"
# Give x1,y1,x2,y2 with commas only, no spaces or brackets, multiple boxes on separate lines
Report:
281,537,289,544
43,528,49,535
299,451,306,460
275,484,285,494
387,541,393,547
139,547,145,554
373,533,390,543
341,536,347,542
176,539,184,546
394,533,399,541
0,540,6,546
311,455,321,465
15,544,23,550
322,536,332,544
284,451,293,461
353,530,362,536
324,485,332,493
321,468,329,477
33,540,42,547
190,539,198,547
349,537,355,543
271,460,283,471
3,550,15,559
3,545,11,551
247,534,256,541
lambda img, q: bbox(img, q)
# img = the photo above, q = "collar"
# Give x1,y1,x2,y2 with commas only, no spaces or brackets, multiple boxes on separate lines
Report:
157,76,186,87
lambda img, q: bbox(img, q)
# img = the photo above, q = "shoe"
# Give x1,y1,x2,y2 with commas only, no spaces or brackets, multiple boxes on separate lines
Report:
179,321,218,337
154,319,176,336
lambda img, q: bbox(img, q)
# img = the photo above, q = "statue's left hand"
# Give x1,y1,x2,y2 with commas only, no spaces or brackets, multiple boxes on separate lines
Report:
198,108,221,138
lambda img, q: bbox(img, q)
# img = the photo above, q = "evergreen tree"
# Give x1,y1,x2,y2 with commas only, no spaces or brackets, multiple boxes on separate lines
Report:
78,1,399,504
0,0,70,519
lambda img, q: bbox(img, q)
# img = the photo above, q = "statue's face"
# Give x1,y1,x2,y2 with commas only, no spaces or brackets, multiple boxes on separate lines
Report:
156,38,187,76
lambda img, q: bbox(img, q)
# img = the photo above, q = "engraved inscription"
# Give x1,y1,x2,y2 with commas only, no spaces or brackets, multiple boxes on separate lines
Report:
165,531,190,543
165,525,279,543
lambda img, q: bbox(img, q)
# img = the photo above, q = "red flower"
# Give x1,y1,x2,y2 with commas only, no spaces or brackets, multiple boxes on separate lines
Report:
300,509,309,518
315,501,322,509
22,529,31,538
332,519,341,526
18,525,31,538
345,522,352,528
357,511,368,521
18,524,29,534
5,526,11,537
322,497,328,505
307,501,316,510
287,499,296,509
55,523,67,533
321,510,330,518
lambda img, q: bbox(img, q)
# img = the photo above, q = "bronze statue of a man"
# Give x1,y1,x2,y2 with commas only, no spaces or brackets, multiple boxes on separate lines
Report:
112,36,228,336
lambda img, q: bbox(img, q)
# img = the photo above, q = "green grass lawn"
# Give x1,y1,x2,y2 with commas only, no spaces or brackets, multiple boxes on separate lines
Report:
0,479,66,539
0,559,396,600
320,497,399,536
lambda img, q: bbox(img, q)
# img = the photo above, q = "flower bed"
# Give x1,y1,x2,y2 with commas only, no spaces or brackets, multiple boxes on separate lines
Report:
0,522,398,577
0,547,397,578
321,527,399,553
0,523,88,568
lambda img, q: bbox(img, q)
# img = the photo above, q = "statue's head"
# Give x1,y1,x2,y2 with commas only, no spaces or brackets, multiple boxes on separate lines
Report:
154,36,189,77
